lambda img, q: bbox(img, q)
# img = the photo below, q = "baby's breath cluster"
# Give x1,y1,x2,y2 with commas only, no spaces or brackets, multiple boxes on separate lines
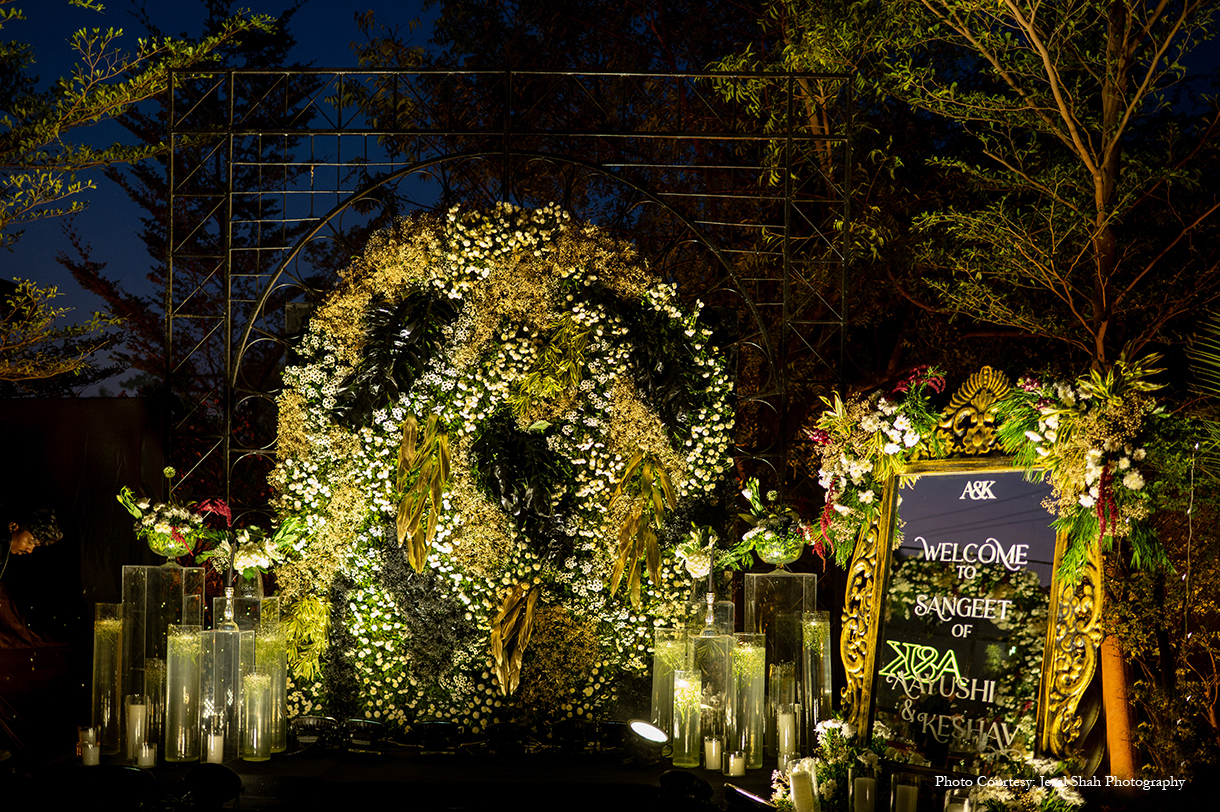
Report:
272,204,734,733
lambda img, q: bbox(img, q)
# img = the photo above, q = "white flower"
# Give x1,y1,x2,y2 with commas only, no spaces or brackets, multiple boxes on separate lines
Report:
883,442,901,455
1122,470,1145,490
833,502,852,515
1078,494,1096,508
858,490,875,505
903,431,919,448
1133,447,1147,461
1024,430,1043,443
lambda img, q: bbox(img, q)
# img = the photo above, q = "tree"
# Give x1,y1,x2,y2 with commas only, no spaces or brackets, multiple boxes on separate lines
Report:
58,1,318,507
0,276,119,385
881,0,1220,370
0,0,274,247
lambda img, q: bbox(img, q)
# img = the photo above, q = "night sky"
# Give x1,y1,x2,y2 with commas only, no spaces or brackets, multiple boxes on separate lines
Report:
6,1,436,391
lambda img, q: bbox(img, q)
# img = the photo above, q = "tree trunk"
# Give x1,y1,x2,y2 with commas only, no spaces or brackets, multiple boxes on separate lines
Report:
1100,634,1137,779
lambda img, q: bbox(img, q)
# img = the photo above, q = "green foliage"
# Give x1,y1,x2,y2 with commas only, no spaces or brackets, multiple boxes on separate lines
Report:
609,450,676,608
0,276,119,383
285,595,330,682
508,313,591,418
334,293,459,426
0,2,274,245
395,413,451,573
489,581,538,697
471,410,572,557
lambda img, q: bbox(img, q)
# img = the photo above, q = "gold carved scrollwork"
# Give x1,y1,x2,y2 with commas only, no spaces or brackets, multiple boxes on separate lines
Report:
935,366,1011,456
840,516,886,730
1039,540,1105,757
840,367,1102,760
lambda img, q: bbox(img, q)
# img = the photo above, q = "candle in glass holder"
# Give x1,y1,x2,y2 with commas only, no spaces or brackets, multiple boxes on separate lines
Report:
81,742,101,766
852,774,876,812
727,750,746,776
703,736,722,771
777,704,797,756
790,766,818,812
137,742,157,768
205,732,224,764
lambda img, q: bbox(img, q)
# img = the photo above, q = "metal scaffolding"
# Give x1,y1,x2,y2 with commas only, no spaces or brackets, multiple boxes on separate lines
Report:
165,69,852,509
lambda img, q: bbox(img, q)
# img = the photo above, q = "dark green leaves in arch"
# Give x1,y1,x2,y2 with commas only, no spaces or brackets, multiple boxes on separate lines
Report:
580,284,712,433
472,411,574,561
332,292,459,426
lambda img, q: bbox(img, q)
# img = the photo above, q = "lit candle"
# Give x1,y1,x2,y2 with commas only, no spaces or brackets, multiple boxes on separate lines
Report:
704,736,722,771
126,700,147,761
81,742,101,766
777,709,796,756
893,783,917,812
790,767,820,812
853,775,875,812
727,750,746,776
137,742,157,768
205,733,224,763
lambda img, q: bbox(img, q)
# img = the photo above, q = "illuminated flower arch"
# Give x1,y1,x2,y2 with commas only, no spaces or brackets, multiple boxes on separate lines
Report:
273,204,735,730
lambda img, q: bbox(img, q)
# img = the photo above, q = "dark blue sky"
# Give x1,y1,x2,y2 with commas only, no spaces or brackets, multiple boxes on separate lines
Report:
6,1,435,392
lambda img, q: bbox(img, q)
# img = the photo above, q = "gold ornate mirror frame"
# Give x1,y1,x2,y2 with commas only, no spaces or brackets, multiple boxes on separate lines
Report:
838,367,1104,758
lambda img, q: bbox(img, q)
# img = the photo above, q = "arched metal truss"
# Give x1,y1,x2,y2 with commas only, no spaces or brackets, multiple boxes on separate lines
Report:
165,69,852,509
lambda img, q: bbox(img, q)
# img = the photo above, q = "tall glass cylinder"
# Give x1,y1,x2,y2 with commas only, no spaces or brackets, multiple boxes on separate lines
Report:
201,626,252,763
165,624,202,762
256,598,288,753
122,563,204,750
745,570,816,756
91,603,123,755
802,611,833,736
672,669,702,768
650,628,688,739
242,668,272,761
731,632,766,769
692,632,733,746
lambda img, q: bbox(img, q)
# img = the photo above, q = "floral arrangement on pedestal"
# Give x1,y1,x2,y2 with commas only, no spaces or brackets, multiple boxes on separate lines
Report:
805,366,947,566
271,203,735,731
728,477,815,567
197,517,307,583
118,467,221,558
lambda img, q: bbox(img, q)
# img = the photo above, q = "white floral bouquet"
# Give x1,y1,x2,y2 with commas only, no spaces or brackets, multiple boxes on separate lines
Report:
806,366,946,567
729,476,813,567
197,516,306,582
117,468,216,558
968,753,1086,811
770,719,927,811
994,354,1169,578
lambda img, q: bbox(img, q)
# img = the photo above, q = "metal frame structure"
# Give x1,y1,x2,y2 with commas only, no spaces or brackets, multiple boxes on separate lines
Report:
166,69,851,508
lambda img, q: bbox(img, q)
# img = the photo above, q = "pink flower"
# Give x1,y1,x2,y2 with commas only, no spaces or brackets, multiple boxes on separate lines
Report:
197,498,233,528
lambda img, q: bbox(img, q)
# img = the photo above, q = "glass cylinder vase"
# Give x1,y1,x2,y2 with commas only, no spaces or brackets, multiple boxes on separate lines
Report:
802,611,834,736
91,603,124,755
121,563,204,750
731,632,766,769
691,632,733,749
744,570,816,756
242,668,273,761
650,628,688,740
672,669,702,768
200,625,253,763
165,624,202,762
256,598,288,753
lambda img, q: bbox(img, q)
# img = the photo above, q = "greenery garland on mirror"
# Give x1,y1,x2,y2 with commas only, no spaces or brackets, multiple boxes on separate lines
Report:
272,204,735,732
